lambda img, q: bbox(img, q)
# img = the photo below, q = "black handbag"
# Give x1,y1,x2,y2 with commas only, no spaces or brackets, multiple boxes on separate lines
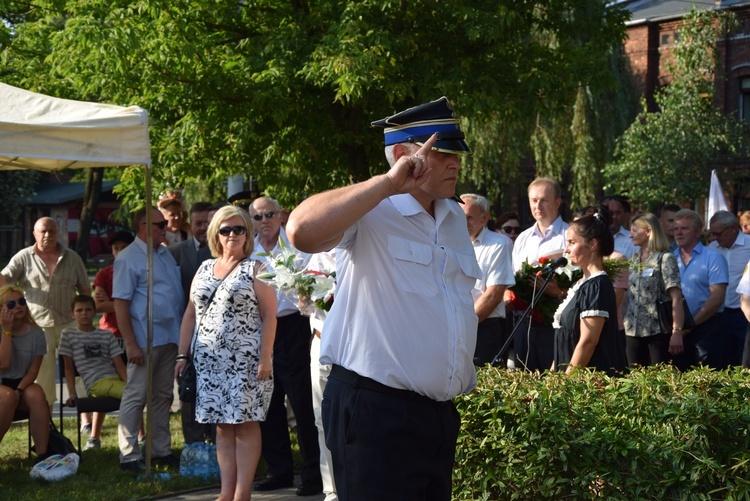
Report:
656,252,696,334
178,358,197,403
34,422,76,456
178,259,242,403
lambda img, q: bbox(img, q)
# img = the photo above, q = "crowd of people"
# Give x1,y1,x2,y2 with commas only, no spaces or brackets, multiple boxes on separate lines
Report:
2,96,750,501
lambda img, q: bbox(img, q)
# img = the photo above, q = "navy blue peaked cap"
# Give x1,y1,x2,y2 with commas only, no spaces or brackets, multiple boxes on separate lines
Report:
371,97,471,154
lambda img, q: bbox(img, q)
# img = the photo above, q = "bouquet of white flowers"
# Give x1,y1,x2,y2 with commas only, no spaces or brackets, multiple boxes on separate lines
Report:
256,238,335,312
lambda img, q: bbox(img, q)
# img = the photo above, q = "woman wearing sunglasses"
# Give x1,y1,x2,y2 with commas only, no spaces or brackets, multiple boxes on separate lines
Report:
176,205,277,501
0,285,50,461
496,211,522,246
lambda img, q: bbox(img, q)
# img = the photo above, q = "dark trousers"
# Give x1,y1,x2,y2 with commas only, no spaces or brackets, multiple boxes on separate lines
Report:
474,317,508,366
259,313,321,486
625,334,669,367
693,314,722,369
719,308,748,367
514,322,555,372
323,365,460,501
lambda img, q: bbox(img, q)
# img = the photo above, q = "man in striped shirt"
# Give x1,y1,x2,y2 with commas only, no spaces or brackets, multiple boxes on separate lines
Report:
0,217,91,409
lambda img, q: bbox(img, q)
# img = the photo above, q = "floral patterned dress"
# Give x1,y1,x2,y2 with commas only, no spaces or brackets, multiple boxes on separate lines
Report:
192,258,273,424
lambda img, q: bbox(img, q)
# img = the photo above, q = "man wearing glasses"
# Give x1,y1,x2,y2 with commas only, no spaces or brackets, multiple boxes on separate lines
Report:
707,210,750,367
113,206,184,472
0,217,90,410
250,196,323,496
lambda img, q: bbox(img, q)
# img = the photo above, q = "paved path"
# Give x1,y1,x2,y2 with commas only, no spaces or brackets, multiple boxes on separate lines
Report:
158,475,324,501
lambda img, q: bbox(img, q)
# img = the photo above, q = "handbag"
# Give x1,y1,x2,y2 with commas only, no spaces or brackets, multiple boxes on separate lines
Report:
178,259,242,403
655,252,696,334
30,453,79,481
33,422,76,457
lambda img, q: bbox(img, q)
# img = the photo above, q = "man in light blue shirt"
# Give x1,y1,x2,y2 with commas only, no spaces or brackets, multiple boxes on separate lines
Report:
113,206,184,472
673,209,728,369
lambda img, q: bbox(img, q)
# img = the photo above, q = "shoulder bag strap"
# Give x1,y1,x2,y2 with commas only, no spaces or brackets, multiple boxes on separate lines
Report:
190,258,243,356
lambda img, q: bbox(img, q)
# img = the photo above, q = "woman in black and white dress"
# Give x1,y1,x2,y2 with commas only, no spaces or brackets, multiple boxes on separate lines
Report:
176,205,277,501
553,206,627,376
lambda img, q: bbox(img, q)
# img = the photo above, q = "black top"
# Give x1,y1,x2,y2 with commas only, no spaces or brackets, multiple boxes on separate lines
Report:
554,273,627,376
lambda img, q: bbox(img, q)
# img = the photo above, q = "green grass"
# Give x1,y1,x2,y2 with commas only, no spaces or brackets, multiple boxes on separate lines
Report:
0,414,219,500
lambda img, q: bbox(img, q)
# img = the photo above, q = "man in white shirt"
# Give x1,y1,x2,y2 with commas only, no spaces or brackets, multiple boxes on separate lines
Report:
602,195,638,259
460,193,515,366
511,177,568,371
286,97,479,501
708,210,750,367
251,196,322,496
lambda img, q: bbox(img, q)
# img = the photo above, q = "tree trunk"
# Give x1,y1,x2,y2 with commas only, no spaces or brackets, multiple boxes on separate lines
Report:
76,168,104,261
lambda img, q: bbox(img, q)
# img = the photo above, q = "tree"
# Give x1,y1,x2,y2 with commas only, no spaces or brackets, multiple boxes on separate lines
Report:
603,8,750,206
1,0,629,209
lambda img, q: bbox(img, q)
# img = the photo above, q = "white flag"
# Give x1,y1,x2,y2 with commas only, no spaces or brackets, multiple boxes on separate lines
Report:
707,169,729,229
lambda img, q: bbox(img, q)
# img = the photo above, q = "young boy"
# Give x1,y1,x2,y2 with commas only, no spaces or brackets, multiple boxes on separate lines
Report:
58,295,126,450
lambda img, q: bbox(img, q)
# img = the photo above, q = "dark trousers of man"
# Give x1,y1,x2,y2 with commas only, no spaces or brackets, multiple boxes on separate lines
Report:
514,321,555,372
693,314,722,369
259,312,321,487
323,365,460,501
474,317,508,366
719,308,748,367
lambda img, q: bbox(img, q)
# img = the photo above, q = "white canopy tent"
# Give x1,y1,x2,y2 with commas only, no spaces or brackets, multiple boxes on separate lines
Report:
0,82,151,171
0,82,161,474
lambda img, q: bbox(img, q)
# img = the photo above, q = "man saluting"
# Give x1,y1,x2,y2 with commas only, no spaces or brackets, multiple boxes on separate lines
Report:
287,97,480,501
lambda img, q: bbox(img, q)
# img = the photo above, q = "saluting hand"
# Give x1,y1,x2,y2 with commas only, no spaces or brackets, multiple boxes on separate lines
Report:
385,133,437,195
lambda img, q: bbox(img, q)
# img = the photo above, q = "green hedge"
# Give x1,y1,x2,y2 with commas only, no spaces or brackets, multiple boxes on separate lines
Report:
453,365,750,500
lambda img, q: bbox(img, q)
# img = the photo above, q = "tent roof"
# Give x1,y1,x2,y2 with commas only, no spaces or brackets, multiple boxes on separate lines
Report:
0,83,151,171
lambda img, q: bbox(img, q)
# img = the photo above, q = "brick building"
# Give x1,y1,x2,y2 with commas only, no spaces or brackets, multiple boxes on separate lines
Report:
622,0,750,210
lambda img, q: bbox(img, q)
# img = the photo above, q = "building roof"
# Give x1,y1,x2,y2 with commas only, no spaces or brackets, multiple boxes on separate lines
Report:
623,0,750,25
27,180,120,205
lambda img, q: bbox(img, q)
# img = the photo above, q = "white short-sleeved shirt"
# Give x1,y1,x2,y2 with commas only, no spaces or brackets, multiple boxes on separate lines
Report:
320,194,481,402
512,216,569,271
710,232,750,309
471,228,515,319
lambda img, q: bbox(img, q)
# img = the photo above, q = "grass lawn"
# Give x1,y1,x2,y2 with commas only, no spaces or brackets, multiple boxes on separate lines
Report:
0,413,219,501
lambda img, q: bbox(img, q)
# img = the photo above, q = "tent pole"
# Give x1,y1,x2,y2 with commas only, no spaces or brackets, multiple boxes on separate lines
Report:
145,164,154,477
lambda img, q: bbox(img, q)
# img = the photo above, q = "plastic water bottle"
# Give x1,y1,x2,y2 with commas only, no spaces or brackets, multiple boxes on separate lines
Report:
180,445,196,477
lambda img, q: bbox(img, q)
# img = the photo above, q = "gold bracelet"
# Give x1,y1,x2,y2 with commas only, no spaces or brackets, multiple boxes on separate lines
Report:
1,330,11,337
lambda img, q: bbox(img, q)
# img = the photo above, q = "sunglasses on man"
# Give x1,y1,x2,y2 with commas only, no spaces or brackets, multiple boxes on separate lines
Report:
253,211,278,221
5,298,27,309
218,226,248,236
501,226,522,234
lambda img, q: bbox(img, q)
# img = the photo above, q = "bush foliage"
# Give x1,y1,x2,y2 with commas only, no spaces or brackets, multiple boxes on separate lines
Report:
454,365,750,500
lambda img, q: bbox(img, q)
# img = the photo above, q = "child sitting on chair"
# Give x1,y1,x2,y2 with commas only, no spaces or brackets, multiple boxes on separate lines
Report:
59,295,126,451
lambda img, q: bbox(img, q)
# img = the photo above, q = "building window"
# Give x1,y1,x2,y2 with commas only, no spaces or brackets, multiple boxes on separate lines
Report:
660,33,671,47
741,77,750,120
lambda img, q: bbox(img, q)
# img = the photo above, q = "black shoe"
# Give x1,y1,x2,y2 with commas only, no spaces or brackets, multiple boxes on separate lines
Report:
296,483,324,496
253,477,294,491
120,460,146,473
152,454,180,467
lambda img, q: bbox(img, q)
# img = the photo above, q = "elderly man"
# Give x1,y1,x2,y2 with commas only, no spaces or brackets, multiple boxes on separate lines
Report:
707,210,750,367
0,217,90,408
114,207,184,472
168,201,213,445
673,209,728,370
287,97,480,501
511,177,568,372
250,196,322,496
460,193,515,366
601,195,638,259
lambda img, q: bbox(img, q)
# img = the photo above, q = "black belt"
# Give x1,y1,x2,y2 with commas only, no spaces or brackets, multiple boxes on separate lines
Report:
479,317,502,325
724,307,741,312
330,365,437,403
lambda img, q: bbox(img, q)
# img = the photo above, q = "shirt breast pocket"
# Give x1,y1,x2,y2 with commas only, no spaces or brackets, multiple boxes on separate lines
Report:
456,253,483,304
388,235,437,297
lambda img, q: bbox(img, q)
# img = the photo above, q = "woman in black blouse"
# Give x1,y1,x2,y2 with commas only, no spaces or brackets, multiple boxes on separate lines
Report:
553,206,627,376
